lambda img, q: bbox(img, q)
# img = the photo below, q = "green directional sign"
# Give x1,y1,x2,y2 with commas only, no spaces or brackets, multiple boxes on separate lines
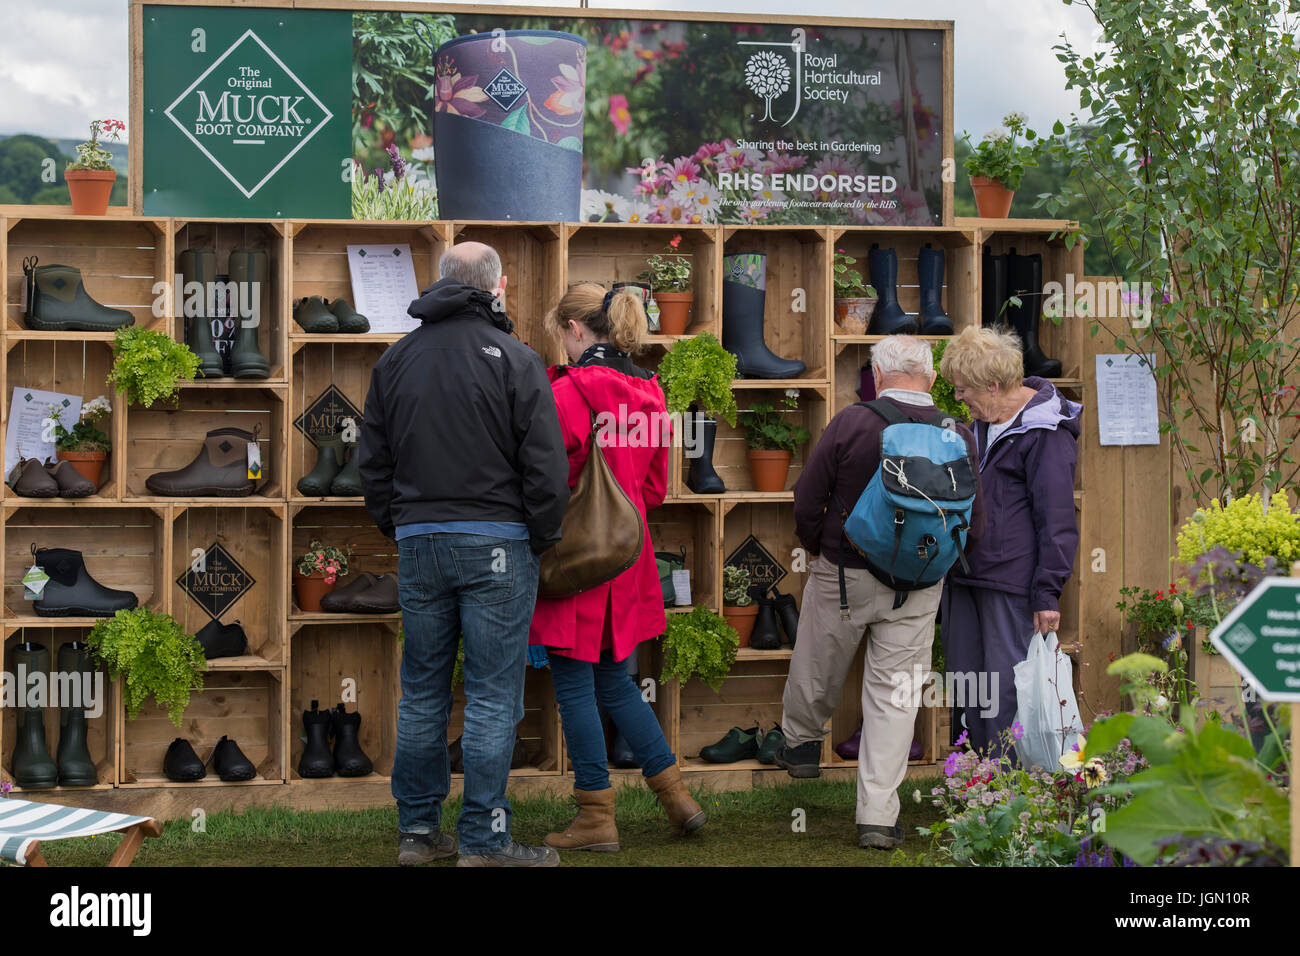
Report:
1208,576,1300,701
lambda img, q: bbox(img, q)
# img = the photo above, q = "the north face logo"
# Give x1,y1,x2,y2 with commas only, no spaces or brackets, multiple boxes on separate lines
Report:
484,69,527,111
481,346,502,358
165,29,333,198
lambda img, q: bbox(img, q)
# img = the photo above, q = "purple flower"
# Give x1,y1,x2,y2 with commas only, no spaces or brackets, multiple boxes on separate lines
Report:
943,752,960,777
1011,721,1025,741
386,143,407,181
955,729,969,747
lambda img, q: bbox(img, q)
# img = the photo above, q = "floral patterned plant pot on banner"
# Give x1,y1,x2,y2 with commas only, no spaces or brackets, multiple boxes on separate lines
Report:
432,31,586,221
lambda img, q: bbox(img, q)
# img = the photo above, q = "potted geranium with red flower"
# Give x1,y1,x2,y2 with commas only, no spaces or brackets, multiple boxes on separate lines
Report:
294,540,351,613
66,119,124,215
639,234,693,335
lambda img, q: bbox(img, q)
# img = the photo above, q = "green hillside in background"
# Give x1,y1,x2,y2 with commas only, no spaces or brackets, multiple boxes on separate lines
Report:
0,134,128,206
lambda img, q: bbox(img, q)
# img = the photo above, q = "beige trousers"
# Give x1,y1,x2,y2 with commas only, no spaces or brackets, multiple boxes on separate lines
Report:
780,554,940,826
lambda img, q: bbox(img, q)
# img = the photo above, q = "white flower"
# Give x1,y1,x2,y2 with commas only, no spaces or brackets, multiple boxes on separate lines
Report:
1002,111,1029,129
411,146,436,162
784,388,800,400
623,199,654,224
912,789,921,804
81,395,111,418
1154,694,1169,709
669,180,721,223
580,188,625,222
983,128,1009,143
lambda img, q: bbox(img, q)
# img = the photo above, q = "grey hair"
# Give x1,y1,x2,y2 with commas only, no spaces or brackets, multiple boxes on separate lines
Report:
871,334,934,378
439,243,502,291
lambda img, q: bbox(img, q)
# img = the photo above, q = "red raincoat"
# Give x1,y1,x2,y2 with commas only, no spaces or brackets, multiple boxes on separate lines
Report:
528,363,670,662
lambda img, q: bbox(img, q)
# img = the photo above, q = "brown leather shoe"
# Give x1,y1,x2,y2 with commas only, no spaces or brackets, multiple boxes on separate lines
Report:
646,763,707,836
320,571,399,613
9,457,58,497
43,459,95,497
544,787,619,852
145,427,257,496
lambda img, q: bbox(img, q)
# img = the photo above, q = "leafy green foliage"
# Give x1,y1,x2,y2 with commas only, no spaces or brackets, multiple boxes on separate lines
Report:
929,341,969,423
86,608,207,727
961,112,1042,190
107,326,200,409
296,540,351,584
638,237,693,293
656,333,738,426
660,606,738,691
833,249,875,300
68,119,124,172
738,392,810,452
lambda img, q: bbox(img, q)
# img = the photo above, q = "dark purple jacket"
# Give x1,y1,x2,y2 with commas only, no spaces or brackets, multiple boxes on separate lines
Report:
794,395,985,569
948,377,1082,611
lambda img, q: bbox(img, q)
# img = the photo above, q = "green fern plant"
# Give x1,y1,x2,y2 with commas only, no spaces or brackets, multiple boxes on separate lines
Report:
85,608,207,727
656,332,738,426
108,326,201,408
660,606,739,692
931,341,970,423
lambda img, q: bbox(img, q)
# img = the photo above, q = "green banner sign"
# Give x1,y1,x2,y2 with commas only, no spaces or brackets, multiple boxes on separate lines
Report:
142,4,351,217
1209,577,1300,701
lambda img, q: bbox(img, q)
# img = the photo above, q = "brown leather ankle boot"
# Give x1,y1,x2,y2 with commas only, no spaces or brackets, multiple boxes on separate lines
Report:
544,787,619,852
145,426,259,496
646,764,707,836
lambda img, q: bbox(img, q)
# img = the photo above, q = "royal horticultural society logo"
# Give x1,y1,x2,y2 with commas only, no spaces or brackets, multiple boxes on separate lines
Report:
740,36,883,126
165,29,333,199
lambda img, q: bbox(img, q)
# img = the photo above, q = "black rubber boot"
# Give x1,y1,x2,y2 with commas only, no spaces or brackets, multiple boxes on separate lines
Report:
212,735,257,781
684,410,725,494
297,431,346,496
917,243,954,335
11,642,58,789
1007,250,1062,379
330,704,373,777
227,248,272,379
328,298,370,334
298,700,335,778
22,258,135,333
722,252,806,379
867,245,918,335
178,248,226,378
329,439,364,497
194,618,250,659
164,738,206,781
982,246,1010,328
749,596,782,650
55,641,98,786
293,296,338,333
771,590,799,646
33,547,139,617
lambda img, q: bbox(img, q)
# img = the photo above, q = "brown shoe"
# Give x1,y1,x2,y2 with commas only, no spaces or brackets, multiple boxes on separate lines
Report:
8,457,58,497
145,427,258,496
646,763,707,836
320,571,399,613
43,459,95,497
544,787,619,852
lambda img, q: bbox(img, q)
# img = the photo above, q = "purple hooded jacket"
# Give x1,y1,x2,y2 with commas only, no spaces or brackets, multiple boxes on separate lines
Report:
948,377,1082,612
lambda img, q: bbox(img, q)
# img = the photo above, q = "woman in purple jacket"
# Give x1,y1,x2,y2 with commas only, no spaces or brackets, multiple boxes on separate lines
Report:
938,326,1082,757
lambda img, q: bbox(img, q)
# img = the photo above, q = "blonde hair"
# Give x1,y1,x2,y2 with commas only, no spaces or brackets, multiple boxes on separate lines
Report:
939,326,1024,392
544,282,647,354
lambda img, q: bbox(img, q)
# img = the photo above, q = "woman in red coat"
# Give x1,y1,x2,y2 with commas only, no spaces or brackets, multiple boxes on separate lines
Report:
532,283,706,853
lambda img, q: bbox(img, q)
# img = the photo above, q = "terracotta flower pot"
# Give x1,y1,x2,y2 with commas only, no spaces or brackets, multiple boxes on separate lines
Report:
723,603,759,647
294,570,336,613
653,291,693,335
55,450,107,490
747,449,793,492
970,176,1014,219
65,169,117,216
835,297,877,335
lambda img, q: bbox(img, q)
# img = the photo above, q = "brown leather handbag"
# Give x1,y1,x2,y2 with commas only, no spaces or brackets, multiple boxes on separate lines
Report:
538,374,645,598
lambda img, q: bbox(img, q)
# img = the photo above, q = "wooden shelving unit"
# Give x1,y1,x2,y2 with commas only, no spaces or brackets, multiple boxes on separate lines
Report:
0,210,1085,814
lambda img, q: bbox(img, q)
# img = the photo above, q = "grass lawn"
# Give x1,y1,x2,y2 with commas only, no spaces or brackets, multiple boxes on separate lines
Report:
36,777,945,866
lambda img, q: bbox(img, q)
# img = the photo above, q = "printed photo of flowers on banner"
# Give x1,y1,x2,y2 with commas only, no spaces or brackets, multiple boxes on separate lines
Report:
350,12,945,224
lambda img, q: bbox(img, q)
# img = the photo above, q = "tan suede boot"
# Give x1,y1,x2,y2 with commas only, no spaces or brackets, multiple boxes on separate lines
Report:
544,787,619,852
646,764,707,836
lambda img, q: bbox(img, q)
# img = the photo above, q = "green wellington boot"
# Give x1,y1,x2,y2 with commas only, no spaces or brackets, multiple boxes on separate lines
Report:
327,297,370,333
11,642,58,789
293,296,339,333
330,438,364,496
699,725,760,763
297,429,346,496
227,247,272,379
22,259,135,333
177,248,226,378
55,641,98,786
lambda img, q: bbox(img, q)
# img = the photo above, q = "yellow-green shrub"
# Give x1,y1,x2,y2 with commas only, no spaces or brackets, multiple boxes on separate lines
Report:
1175,491,1300,575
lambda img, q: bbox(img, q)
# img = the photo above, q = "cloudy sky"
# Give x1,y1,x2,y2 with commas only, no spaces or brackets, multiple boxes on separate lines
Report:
0,0,1101,141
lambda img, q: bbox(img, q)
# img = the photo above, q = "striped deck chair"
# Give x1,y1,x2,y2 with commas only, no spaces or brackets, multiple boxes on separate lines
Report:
0,798,162,867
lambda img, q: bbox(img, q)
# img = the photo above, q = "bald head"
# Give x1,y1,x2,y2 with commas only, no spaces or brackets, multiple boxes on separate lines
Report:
439,241,503,292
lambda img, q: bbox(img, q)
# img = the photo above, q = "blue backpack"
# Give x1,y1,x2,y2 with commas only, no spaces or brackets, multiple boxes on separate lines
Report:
835,401,977,612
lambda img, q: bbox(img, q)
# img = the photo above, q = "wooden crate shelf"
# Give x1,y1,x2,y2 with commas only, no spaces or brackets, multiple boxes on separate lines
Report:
448,664,562,777
646,500,719,612
290,504,395,616
679,658,788,763
289,342,385,500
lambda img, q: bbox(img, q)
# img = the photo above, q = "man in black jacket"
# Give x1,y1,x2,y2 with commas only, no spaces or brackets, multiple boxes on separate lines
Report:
359,241,569,868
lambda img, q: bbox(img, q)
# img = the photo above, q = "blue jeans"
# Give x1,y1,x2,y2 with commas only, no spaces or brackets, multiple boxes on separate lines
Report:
549,648,676,791
391,533,539,853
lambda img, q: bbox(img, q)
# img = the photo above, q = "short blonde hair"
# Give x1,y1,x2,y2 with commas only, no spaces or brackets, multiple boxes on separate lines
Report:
940,326,1023,392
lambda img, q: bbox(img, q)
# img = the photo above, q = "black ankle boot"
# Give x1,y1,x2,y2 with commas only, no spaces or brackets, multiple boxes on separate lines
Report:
684,409,725,493
771,590,799,646
867,245,918,335
330,703,373,777
32,546,138,617
1006,250,1062,379
982,245,1010,328
749,596,782,650
298,700,335,778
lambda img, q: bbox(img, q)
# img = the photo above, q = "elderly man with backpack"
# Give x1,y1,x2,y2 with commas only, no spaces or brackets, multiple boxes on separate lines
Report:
776,335,984,849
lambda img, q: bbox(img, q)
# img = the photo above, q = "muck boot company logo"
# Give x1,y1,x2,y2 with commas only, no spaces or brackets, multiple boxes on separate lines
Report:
293,384,363,448
484,69,528,111
725,534,787,598
165,29,333,198
178,543,254,619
